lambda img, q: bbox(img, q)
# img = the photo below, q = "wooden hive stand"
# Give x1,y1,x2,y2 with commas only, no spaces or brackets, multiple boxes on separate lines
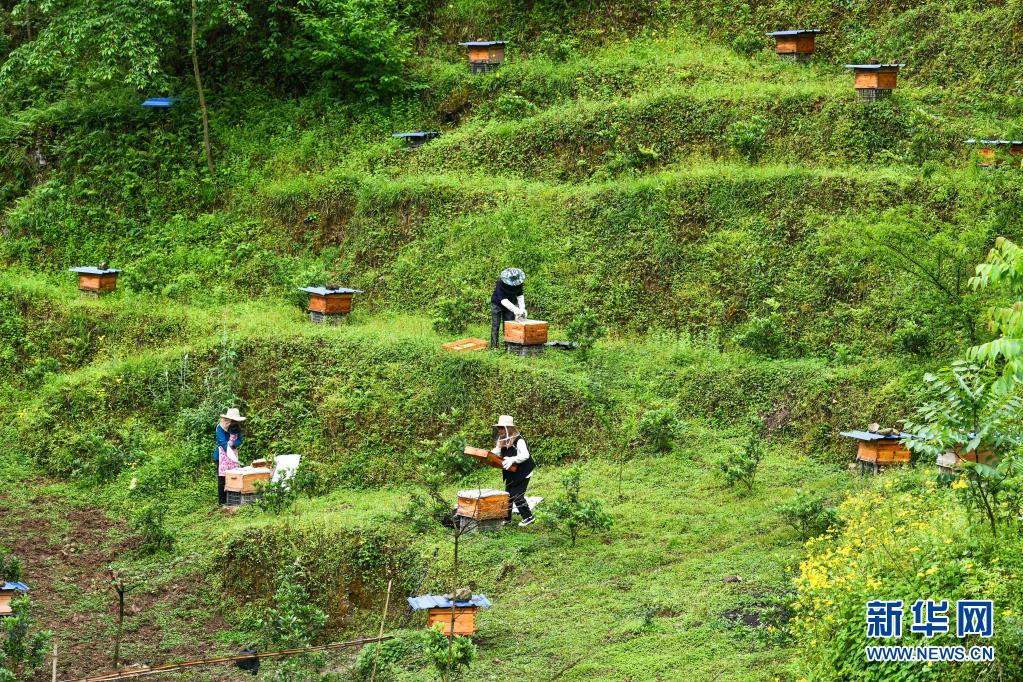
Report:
459,41,507,74
0,582,29,617
766,29,820,63
845,63,904,103
69,266,121,296
504,319,548,357
965,139,1023,167
841,429,914,474
408,594,492,636
298,286,365,324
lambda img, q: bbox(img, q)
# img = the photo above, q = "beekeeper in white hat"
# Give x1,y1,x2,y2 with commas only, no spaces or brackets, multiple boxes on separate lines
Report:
490,267,527,349
490,414,536,526
214,407,246,506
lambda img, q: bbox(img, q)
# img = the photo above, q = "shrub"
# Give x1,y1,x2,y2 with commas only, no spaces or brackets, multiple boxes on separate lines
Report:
0,552,50,682
433,285,477,336
638,407,682,454
259,562,329,681
778,491,839,541
256,477,298,516
131,504,175,554
421,623,477,681
565,309,606,359
734,313,784,357
546,466,613,546
719,432,764,494
726,116,769,163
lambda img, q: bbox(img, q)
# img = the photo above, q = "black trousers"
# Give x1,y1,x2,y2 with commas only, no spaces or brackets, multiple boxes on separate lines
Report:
506,477,533,521
217,475,226,505
491,303,513,349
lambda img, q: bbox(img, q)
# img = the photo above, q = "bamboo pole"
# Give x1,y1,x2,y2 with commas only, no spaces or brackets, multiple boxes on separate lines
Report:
370,579,393,682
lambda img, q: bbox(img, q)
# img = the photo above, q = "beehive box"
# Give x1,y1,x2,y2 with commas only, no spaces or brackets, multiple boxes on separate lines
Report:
937,447,998,474
767,30,819,56
846,64,903,91
457,489,509,520
443,338,488,352
0,583,28,617
504,319,548,345
854,440,910,465
70,267,121,293
427,607,478,636
309,293,352,315
460,41,506,64
967,140,1023,166
224,466,273,494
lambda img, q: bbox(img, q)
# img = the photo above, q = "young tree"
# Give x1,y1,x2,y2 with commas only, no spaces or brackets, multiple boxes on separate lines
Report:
904,361,1023,535
719,432,764,494
546,466,613,546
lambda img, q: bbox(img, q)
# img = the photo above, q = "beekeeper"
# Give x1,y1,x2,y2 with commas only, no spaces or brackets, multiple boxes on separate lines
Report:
491,267,526,349
491,415,536,526
213,407,245,506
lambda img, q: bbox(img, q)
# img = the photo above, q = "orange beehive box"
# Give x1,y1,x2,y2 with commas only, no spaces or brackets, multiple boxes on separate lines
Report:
459,41,506,64
427,607,478,636
224,466,273,493
846,63,904,91
841,429,913,468
443,338,489,352
70,266,121,293
457,489,509,520
966,140,1023,166
766,29,820,56
0,582,29,617
504,319,548,345
409,594,491,637
937,447,998,473
299,286,364,316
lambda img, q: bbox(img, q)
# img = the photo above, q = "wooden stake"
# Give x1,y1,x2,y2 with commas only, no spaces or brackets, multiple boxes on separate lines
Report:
52,642,58,682
369,579,393,682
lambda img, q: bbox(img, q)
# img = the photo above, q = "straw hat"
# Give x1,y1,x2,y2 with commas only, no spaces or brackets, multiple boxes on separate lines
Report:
500,268,525,286
494,415,516,428
221,407,247,422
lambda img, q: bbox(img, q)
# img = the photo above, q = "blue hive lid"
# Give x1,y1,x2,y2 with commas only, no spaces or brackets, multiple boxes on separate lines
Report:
141,97,182,108
392,132,441,139
459,41,507,47
845,63,905,70
766,29,821,36
1,582,29,592
69,266,121,275
407,594,492,610
298,286,364,295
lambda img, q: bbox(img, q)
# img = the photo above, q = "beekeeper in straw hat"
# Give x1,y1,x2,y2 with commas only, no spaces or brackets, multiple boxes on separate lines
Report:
490,267,527,349
213,407,246,506
491,414,536,526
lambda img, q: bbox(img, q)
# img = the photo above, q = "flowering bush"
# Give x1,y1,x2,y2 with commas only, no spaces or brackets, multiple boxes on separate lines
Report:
790,470,1023,680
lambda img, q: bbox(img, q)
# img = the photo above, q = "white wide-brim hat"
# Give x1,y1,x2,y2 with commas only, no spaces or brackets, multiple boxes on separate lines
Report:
221,407,247,422
494,415,516,428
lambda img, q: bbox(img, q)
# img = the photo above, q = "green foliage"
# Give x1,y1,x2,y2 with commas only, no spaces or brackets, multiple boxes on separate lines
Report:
777,491,839,542
546,466,613,546
421,623,476,682
256,477,298,515
0,559,50,682
637,407,682,454
565,308,606,359
0,549,22,584
433,284,477,336
131,503,175,554
972,237,1023,390
904,361,1023,535
352,631,421,681
733,299,784,358
261,561,328,646
719,432,764,494
726,115,768,163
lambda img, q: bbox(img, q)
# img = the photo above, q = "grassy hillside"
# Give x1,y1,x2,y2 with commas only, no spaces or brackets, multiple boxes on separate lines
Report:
4,1,1023,680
